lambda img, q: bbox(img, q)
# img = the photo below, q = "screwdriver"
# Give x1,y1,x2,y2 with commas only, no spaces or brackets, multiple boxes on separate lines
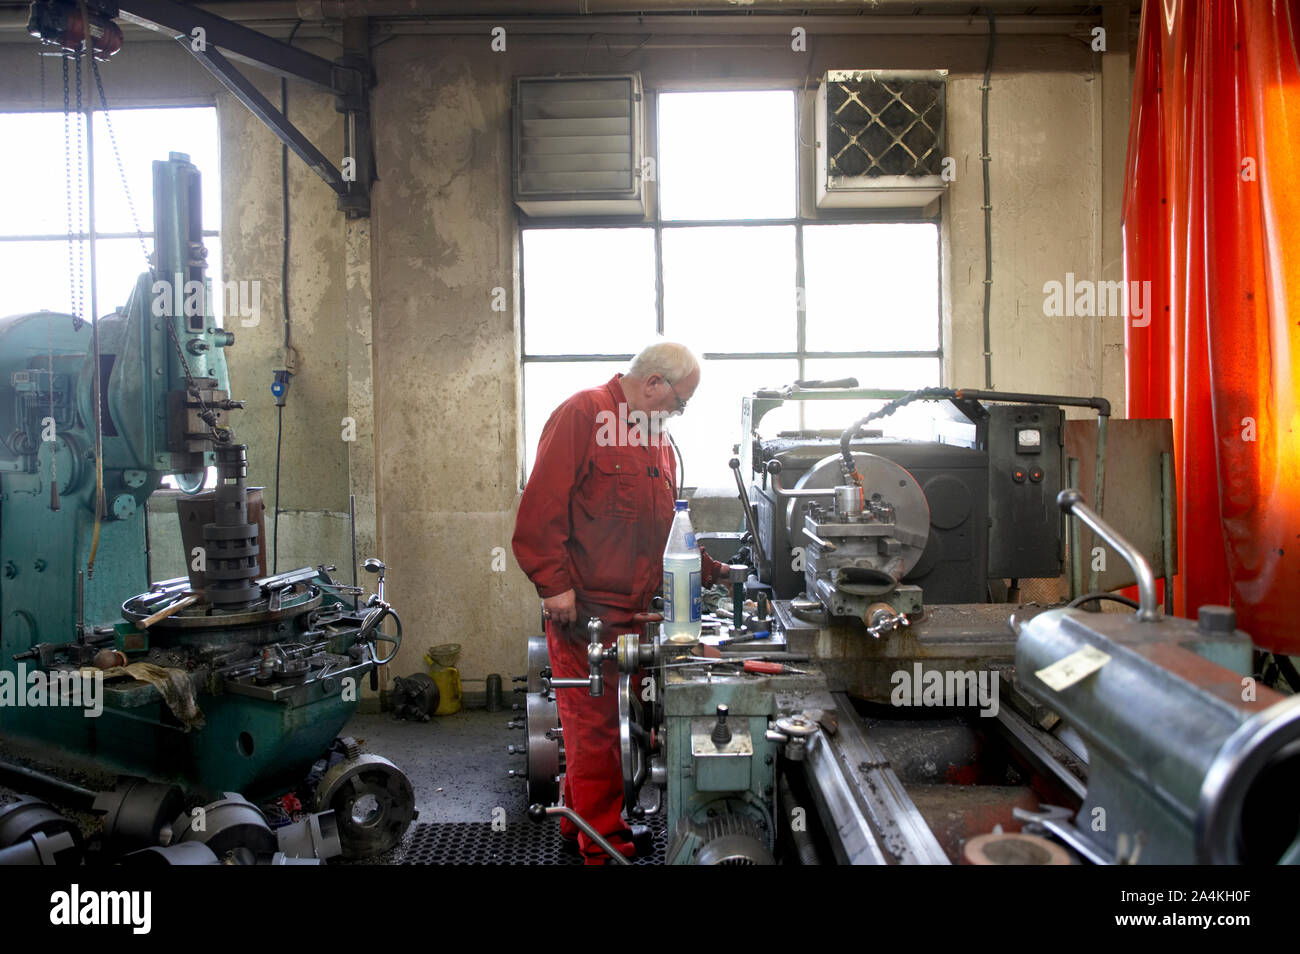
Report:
741,660,809,675
659,656,809,672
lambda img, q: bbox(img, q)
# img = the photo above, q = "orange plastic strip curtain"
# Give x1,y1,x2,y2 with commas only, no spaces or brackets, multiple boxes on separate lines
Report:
1123,0,1300,652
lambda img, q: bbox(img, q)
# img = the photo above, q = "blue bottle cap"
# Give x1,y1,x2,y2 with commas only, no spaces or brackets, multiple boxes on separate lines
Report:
675,499,688,511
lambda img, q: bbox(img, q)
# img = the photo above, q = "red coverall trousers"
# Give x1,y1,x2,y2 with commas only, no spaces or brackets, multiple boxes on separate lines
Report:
544,603,644,863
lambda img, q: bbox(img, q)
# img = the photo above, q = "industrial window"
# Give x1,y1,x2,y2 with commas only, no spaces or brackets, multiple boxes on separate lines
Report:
521,89,940,488
0,105,221,323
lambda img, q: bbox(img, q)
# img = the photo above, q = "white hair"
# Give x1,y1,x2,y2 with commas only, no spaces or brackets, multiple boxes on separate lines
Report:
628,341,699,383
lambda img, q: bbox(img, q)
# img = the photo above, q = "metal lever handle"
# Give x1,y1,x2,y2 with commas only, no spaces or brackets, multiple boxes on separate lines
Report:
801,527,838,553
729,457,768,569
1057,489,1160,622
527,803,631,865
765,459,836,500
543,618,611,696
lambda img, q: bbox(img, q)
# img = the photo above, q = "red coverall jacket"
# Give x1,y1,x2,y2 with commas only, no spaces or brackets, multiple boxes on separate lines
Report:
513,373,678,611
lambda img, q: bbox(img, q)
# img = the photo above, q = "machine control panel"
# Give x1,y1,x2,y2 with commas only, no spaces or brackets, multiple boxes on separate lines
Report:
988,405,1064,579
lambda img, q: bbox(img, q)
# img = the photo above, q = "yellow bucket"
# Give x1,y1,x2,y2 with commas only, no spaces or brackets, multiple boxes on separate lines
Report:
430,666,462,715
424,644,462,715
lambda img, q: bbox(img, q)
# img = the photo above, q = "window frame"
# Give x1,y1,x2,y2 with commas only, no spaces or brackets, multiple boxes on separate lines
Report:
518,88,944,485
0,104,221,319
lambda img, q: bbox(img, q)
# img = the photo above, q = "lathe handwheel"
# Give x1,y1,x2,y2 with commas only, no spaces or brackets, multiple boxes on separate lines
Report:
361,606,402,666
618,673,648,818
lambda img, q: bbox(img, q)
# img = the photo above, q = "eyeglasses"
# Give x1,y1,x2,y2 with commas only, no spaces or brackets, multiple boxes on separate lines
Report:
663,377,688,412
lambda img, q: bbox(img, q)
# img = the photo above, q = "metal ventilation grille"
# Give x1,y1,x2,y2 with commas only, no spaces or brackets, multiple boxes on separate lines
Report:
826,76,944,178
513,75,644,215
815,69,947,210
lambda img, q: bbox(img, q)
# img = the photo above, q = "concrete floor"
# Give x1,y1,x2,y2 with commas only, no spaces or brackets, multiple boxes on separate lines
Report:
343,705,673,865
340,705,527,826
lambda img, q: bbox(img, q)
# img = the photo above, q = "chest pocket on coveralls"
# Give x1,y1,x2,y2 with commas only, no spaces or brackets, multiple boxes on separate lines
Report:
592,451,639,520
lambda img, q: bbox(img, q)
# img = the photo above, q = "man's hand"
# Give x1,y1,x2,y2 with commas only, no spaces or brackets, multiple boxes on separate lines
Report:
700,548,731,588
542,589,577,626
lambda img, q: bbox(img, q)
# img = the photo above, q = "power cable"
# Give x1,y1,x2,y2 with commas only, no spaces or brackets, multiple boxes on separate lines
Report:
980,10,997,388
273,403,283,574
667,429,684,494
273,20,302,573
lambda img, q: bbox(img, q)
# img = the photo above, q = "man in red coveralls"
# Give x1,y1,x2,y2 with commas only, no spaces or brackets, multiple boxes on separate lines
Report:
512,341,730,863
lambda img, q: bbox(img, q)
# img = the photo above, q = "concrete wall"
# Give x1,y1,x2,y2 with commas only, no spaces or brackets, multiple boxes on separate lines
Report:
0,15,1133,685
368,27,1131,682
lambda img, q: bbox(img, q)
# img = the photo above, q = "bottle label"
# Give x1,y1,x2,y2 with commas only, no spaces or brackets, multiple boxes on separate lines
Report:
663,568,703,624
685,532,695,549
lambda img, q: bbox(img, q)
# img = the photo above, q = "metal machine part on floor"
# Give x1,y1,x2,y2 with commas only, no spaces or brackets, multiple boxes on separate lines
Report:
0,757,381,865
0,155,414,857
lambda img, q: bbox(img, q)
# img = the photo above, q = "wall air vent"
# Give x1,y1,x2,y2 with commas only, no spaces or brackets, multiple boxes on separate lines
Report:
513,74,644,217
815,69,948,210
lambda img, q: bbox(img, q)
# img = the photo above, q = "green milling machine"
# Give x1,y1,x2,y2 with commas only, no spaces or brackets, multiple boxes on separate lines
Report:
0,153,414,858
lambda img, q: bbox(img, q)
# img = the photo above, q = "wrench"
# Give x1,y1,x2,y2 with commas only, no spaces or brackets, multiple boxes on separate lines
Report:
1013,804,1113,865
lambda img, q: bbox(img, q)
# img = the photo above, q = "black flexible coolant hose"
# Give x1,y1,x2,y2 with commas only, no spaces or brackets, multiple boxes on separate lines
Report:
1067,592,1140,612
838,387,958,472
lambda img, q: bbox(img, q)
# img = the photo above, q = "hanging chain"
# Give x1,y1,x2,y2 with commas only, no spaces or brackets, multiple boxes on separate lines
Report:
91,56,149,267
73,48,86,329
62,52,81,331
45,49,58,506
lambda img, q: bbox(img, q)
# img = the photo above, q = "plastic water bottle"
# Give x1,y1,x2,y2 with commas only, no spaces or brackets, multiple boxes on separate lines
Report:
662,500,702,641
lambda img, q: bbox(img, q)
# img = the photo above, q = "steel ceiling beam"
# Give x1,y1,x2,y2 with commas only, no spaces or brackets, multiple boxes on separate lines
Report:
115,0,373,217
